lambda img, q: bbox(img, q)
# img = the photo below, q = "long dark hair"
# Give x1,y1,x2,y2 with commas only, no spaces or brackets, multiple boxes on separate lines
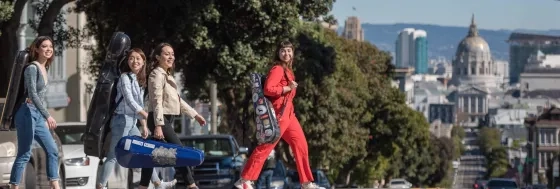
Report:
121,48,147,88
273,40,295,70
29,36,54,69
149,42,173,76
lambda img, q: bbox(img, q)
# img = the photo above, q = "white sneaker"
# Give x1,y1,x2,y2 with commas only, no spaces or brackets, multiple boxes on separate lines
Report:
234,179,254,189
302,182,325,189
155,179,177,189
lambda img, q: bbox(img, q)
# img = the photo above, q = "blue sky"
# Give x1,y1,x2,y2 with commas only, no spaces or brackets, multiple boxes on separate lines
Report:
330,0,560,31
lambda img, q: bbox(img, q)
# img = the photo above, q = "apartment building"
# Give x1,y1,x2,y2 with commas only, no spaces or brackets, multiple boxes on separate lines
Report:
525,106,560,183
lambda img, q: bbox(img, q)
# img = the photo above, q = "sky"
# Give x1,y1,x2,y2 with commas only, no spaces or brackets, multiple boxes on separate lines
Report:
330,0,560,31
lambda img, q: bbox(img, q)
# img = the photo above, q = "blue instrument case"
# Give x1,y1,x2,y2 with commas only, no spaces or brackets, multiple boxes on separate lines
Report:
115,136,205,168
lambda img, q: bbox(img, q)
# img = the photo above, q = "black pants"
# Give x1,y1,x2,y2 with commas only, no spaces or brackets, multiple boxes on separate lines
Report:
139,112,196,187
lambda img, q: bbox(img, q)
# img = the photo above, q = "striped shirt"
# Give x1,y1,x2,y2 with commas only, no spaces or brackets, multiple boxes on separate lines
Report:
114,72,145,119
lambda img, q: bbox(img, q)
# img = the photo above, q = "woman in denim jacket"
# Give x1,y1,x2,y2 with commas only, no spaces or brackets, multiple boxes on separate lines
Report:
10,36,60,189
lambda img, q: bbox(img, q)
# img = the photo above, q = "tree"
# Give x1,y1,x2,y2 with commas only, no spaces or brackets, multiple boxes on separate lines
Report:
478,127,510,179
451,126,466,159
0,0,76,97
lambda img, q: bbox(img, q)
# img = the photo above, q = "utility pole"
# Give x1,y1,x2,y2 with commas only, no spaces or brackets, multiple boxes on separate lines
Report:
210,82,218,134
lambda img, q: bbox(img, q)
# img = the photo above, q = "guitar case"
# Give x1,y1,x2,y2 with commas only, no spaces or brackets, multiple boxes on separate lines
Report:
83,32,131,158
115,136,205,168
0,50,32,130
250,73,281,144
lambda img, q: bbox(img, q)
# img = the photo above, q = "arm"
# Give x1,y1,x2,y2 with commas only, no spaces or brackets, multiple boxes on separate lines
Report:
148,72,166,126
263,66,290,97
179,98,199,119
118,73,144,114
24,65,50,119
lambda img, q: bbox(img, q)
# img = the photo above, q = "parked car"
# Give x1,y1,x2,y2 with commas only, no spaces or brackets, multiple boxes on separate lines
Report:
287,169,331,189
386,178,412,189
485,178,519,189
473,179,487,189
179,134,248,189
0,98,66,188
55,121,139,188
256,160,292,189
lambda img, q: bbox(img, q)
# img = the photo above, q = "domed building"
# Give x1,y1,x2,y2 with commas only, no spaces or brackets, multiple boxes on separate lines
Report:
449,15,501,125
451,15,498,88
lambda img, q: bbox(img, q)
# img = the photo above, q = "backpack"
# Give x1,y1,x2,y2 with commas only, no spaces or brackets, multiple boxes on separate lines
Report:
0,50,39,130
249,67,290,144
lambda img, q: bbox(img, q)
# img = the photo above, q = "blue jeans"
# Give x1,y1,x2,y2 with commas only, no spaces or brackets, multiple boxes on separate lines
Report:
10,103,59,185
97,114,141,187
256,169,274,189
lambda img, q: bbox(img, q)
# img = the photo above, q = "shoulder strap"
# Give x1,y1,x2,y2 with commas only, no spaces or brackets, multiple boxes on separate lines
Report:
278,68,290,119
23,63,41,96
114,73,134,112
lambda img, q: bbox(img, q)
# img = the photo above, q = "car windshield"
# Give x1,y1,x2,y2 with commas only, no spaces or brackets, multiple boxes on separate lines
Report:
487,180,517,188
182,138,232,157
391,181,406,185
54,125,84,145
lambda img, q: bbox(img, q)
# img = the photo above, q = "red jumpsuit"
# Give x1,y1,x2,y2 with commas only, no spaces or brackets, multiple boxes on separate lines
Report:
241,65,314,183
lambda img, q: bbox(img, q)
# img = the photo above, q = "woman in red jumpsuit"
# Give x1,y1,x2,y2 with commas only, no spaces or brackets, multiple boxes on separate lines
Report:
234,41,325,189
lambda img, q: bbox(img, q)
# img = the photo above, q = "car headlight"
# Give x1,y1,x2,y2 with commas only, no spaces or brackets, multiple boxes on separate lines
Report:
64,157,90,166
0,142,16,157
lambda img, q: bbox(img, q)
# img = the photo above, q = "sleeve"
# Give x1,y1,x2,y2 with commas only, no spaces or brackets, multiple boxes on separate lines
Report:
263,66,286,97
179,97,198,119
148,71,166,126
118,74,143,113
24,65,50,119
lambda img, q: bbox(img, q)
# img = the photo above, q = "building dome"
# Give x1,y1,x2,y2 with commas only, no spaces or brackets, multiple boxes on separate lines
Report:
450,14,497,88
454,15,491,58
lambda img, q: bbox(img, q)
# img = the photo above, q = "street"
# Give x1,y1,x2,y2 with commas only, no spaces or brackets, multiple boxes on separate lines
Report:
453,128,487,189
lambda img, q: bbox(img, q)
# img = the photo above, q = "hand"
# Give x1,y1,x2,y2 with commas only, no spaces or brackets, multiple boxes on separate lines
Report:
141,126,149,139
154,126,164,140
46,116,57,129
288,81,298,89
195,115,206,126
139,110,149,119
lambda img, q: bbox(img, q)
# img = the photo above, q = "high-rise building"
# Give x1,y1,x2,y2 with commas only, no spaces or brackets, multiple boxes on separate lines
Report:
506,33,560,84
395,28,428,74
342,16,364,41
414,30,428,74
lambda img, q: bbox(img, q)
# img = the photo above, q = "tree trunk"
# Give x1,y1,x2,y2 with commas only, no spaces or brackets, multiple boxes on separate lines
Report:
37,0,75,37
0,0,27,97
335,156,364,186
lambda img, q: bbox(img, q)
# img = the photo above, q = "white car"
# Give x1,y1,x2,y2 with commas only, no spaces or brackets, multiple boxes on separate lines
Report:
55,122,140,188
387,178,412,188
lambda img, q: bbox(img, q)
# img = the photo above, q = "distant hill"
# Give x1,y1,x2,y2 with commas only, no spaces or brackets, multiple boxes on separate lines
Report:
352,23,560,61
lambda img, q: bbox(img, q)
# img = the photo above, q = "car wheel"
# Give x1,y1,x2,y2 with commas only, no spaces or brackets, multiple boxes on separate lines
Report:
24,162,37,188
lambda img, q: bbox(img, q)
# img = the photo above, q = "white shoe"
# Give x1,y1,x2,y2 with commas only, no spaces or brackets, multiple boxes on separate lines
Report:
155,179,177,189
302,182,325,189
234,179,254,189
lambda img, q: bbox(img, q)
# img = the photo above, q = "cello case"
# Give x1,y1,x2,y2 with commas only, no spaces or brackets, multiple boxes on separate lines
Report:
0,50,31,130
115,136,205,168
83,32,131,158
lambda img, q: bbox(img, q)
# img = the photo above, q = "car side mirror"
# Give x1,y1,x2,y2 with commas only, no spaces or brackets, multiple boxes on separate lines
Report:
239,147,249,154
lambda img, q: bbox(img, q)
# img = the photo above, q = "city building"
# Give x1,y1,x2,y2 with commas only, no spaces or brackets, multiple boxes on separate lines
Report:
507,33,560,84
519,51,560,96
341,16,364,41
450,15,498,88
395,28,428,74
525,106,560,184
